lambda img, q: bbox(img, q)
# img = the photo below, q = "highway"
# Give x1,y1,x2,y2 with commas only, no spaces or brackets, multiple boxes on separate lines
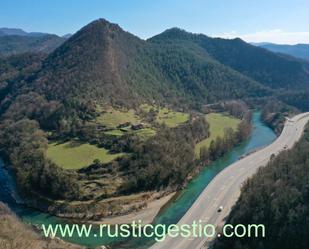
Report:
151,112,309,249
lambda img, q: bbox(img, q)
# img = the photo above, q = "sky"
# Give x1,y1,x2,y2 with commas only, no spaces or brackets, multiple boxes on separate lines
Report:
1,0,309,44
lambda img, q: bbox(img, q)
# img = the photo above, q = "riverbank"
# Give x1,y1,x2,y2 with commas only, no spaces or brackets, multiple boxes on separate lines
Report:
94,192,176,225
22,190,176,224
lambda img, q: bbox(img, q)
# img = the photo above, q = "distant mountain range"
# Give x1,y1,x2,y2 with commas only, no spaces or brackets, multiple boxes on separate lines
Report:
0,28,67,56
253,42,309,61
0,27,70,38
0,27,48,37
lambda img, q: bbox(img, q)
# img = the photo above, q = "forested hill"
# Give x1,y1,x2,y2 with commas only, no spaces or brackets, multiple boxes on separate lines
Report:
149,28,309,90
32,19,166,106
1,18,309,122
29,20,309,111
30,19,269,110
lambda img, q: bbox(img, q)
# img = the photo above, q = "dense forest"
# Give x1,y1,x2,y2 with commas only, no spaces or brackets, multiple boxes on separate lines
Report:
0,119,80,200
214,124,309,249
149,28,309,91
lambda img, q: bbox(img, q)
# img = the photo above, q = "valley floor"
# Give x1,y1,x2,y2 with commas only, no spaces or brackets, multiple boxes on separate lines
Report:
41,109,243,223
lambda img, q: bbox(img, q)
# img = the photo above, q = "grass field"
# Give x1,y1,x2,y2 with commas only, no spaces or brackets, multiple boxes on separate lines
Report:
104,127,156,140
156,107,189,128
104,129,125,136
47,141,124,169
195,113,241,157
96,108,140,128
133,128,156,140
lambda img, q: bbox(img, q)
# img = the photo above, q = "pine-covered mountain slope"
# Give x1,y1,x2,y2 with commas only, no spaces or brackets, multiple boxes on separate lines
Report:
24,19,309,113
32,19,164,106
1,18,309,122
149,28,309,91
29,19,272,111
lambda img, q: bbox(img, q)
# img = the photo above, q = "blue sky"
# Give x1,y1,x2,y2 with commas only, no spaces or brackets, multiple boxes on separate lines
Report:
1,0,309,44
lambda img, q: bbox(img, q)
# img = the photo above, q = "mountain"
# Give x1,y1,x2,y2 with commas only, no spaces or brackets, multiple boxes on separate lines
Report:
30,19,271,112
150,28,309,90
0,28,66,56
254,42,309,61
0,27,51,37
0,34,66,56
32,19,163,106
1,19,308,115
62,33,72,39
0,28,29,36
1,19,308,116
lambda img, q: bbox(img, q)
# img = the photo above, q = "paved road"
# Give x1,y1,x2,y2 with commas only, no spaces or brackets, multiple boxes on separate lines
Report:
151,112,309,249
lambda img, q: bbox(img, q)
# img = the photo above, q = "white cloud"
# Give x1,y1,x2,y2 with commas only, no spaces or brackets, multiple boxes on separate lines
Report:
213,29,309,45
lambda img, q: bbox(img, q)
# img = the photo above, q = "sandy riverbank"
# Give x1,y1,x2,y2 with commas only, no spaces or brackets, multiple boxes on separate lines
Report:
94,192,176,225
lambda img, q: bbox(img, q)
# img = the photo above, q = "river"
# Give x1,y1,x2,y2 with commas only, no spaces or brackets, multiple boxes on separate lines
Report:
0,111,276,248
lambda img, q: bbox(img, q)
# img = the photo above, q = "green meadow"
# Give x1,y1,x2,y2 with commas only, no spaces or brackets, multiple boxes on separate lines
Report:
195,113,241,157
96,108,140,128
47,141,124,169
156,107,189,128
